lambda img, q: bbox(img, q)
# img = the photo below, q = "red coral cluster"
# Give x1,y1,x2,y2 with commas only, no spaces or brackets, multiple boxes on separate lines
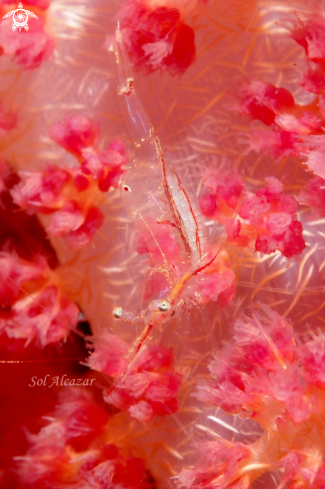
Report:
200,166,305,258
187,305,325,489
16,388,154,489
87,333,182,422
237,76,323,160
119,1,196,74
237,13,325,220
0,251,79,347
237,79,295,126
195,305,301,422
10,115,128,247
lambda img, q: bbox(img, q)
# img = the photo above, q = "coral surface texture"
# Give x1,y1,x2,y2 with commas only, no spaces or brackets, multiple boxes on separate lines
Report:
2,1,325,489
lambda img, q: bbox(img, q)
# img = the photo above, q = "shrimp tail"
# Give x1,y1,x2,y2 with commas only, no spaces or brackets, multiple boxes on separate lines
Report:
113,23,154,153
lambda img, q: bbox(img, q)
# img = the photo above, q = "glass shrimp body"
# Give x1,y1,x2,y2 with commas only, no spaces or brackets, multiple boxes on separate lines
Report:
113,25,209,335
120,134,207,274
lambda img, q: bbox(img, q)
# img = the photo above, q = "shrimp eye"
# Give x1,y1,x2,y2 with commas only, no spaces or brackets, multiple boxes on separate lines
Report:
158,300,171,312
123,185,131,192
113,306,123,319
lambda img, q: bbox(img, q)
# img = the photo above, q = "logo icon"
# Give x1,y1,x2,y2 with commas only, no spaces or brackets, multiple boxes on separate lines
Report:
3,3,38,32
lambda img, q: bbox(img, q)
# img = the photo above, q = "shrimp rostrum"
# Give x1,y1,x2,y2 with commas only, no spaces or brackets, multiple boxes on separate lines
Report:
111,26,235,354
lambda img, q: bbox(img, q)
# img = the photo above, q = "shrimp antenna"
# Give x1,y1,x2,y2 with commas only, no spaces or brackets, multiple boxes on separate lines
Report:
113,23,155,154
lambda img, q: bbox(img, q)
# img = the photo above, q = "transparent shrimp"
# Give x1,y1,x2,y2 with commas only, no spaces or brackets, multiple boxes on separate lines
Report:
111,25,219,356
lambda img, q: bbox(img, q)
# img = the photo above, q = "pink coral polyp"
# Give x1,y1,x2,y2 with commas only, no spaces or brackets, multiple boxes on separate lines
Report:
87,334,182,422
186,304,325,487
47,200,86,236
248,126,300,160
10,116,128,247
0,252,78,348
0,252,46,306
195,305,299,418
50,115,128,192
195,253,236,306
289,13,325,62
64,206,104,248
301,65,325,93
11,166,71,212
6,284,78,347
0,17,54,69
200,167,305,259
120,1,196,74
16,389,155,489
298,176,325,215
49,116,98,156
237,80,295,125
